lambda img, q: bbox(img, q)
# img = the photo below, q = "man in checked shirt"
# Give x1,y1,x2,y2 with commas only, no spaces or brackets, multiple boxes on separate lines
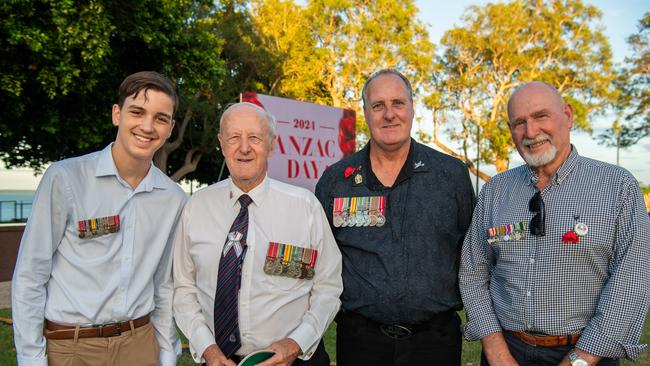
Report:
459,82,650,366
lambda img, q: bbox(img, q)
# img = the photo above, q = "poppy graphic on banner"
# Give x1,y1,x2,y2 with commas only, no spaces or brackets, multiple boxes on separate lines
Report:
338,109,356,157
241,91,265,109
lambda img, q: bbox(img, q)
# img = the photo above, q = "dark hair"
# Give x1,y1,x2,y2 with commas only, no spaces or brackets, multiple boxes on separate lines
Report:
361,68,414,106
117,71,178,113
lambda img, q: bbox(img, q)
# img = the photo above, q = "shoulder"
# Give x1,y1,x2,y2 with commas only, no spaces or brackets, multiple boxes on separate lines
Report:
413,142,469,178
415,142,467,172
269,178,321,206
150,166,187,199
187,179,229,203
577,156,636,182
44,150,102,180
479,165,528,198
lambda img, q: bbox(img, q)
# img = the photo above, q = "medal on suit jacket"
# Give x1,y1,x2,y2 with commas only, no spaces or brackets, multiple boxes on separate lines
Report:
78,214,120,238
341,197,351,227
355,197,365,227
376,196,386,227
333,197,344,227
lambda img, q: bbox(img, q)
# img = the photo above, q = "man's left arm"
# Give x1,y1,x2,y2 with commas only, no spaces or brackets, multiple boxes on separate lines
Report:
285,200,343,360
151,206,185,366
571,178,650,362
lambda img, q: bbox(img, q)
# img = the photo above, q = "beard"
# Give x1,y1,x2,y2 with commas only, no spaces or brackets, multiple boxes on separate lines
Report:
520,135,558,168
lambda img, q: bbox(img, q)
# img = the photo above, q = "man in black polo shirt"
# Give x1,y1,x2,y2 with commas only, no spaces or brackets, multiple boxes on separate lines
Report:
315,69,475,365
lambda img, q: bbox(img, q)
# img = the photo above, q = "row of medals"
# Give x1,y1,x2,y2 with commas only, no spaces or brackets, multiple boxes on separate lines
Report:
264,258,315,280
78,215,120,238
334,209,385,227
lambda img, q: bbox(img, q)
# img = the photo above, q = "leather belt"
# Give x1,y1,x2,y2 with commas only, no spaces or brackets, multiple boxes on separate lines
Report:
508,330,580,347
45,314,150,340
338,309,454,340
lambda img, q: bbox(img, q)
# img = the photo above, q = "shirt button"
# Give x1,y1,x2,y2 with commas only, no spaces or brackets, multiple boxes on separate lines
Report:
529,258,535,264
526,291,531,297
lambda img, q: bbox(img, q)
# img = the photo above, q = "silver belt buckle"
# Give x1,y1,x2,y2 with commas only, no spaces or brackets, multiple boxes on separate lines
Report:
380,324,412,340
96,322,122,337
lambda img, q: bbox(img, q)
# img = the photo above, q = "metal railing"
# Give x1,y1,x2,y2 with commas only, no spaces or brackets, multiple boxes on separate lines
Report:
0,200,31,223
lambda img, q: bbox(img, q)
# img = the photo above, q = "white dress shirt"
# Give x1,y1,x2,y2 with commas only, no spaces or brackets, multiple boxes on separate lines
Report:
12,144,186,366
173,176,342,363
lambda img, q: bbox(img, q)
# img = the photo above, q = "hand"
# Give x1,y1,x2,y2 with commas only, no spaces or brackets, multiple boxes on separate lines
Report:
557,348,602,366
481,332,519,366
256,338,302,366
203,344,238,366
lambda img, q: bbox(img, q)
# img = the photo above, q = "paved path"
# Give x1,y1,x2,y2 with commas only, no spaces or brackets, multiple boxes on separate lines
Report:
0,281,11,309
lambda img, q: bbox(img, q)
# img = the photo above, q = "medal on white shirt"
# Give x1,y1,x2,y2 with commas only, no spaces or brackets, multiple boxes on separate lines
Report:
264,242,318,280
78,214,120,238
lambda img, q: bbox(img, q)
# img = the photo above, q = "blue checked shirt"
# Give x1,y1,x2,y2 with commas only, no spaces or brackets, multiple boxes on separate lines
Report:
459,147,650,361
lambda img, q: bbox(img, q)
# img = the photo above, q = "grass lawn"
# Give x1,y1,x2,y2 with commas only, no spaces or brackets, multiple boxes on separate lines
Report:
1,309,649,365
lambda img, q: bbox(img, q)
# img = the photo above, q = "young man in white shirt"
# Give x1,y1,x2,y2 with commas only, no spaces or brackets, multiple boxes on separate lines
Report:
12,71,186,366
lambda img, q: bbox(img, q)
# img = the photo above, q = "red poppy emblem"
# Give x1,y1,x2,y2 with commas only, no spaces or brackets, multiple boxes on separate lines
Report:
344,166,356,178
562,230,580,244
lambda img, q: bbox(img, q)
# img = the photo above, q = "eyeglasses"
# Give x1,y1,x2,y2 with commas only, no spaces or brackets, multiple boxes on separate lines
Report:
529,191,546,236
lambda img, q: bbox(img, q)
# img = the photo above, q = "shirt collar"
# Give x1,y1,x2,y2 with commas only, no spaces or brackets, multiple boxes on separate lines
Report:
228,175,269,208
360,138,425,190
526,145,580,187
95,143,166,192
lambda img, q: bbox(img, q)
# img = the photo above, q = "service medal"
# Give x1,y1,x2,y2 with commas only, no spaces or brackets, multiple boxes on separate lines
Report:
305,266,315,280
355,212,364,227
376,213,386,227
369,214,378,226
264,258,275,274
333,212,343,228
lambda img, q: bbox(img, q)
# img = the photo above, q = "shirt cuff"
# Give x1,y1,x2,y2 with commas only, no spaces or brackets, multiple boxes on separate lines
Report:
288,323,319,360
189,325,216,363
577,325,648,361
17,355,48,366
461,314,503,342
158,348,178,366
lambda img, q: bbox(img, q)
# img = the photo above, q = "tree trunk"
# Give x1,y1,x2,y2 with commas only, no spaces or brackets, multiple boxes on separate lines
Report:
170,147,204,182
153,106,194,180
432,111,491,182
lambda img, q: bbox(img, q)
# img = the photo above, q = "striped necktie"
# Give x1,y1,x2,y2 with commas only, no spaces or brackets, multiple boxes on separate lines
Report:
214,194,253,358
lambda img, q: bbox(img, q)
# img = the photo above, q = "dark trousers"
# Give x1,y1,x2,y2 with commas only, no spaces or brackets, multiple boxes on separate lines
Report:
208,340,329,366
336,310,462,366
480,331,620,366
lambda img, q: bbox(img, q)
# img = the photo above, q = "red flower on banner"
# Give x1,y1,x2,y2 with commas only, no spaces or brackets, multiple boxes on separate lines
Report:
344,166,357,178
338,109,356,157
241,91,266,109
562,230,580,244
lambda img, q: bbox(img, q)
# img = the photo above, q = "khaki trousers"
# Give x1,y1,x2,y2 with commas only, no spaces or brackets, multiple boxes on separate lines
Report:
46,322,160,366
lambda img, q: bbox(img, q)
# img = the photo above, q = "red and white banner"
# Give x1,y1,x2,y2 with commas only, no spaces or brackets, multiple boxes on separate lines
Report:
242,92,356,192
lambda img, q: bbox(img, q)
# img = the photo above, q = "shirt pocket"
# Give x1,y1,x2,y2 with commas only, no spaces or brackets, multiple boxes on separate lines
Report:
261,242,315,292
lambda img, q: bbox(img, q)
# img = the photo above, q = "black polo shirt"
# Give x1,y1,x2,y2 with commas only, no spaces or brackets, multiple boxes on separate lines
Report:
315,139,475,324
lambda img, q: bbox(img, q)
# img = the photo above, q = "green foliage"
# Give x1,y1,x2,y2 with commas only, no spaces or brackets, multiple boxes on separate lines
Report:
433,0,616,172
614,12,650,146
249,0,436,144
0,0,225,183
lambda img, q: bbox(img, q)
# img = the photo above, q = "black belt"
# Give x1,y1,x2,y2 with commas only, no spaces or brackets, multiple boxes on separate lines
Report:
337,309,454,340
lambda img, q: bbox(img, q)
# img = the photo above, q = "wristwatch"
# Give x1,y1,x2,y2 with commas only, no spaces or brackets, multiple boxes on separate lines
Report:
568,350,589,366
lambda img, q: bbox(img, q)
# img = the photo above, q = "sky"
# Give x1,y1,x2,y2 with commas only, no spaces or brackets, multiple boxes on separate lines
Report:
414,0,650,184
1,0,648,191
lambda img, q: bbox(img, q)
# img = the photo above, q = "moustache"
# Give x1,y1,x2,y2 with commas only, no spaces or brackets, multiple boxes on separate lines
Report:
522,134,551,147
